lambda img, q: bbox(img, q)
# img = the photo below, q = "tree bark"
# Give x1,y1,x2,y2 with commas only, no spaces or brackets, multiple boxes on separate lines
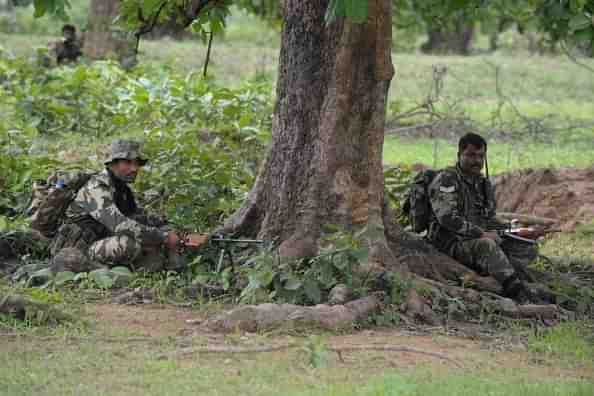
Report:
83,0,136,66
221,0,580,323
224,0,404,272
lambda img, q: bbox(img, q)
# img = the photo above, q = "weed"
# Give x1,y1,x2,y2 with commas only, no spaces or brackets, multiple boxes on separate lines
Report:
528,322,594,366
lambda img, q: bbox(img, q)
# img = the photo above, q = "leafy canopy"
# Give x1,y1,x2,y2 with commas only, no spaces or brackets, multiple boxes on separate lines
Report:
28,0,594,45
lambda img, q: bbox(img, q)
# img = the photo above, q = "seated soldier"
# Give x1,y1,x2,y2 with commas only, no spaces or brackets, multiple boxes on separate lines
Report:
49,24,83,65
427,133,540,301
50,139,207,272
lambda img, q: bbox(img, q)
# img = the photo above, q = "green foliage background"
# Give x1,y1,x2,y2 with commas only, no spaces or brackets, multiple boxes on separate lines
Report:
0,51,272,230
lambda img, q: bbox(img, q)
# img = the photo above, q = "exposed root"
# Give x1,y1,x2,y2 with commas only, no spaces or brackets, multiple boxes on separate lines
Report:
203,294,382,333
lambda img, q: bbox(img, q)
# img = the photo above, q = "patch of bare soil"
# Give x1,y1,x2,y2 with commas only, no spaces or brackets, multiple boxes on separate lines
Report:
495,167,594,231
90,303,200,337
83,303,594,379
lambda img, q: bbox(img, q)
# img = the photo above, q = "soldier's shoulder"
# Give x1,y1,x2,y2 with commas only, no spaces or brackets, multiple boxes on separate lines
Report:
84,171,112,191
431,168,460,188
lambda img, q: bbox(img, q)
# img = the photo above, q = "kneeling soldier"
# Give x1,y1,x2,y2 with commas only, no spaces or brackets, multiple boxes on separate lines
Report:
51,139,207,272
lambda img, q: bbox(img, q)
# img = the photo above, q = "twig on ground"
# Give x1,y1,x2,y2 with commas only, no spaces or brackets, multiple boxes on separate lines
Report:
168,343,463,367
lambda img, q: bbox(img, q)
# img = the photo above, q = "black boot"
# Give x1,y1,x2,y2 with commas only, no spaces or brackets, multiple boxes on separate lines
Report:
502,275,531,303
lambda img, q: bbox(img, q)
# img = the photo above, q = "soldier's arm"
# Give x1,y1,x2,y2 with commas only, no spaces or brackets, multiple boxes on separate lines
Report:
76,179,166,245
429,173,484,238
130,207,168,228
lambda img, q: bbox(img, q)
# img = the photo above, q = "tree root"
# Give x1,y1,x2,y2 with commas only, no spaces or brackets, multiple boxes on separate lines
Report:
406,277,563,322
203,294,382,333
167,343,462,367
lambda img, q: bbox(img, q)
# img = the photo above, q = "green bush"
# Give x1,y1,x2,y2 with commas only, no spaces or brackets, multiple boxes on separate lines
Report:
0,52,273,230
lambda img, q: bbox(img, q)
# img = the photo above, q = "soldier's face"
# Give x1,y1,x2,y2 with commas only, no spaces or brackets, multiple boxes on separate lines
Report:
63,29,75,42
111,159,141,183
458,144,485,176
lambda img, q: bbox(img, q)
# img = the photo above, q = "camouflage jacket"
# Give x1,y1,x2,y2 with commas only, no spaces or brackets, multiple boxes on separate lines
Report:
64,170,167,246
427,164,499,252
49,39,82,65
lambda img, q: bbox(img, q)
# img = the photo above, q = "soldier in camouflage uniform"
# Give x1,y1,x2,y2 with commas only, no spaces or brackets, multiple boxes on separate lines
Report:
50,139,208,272
428,133,538,300
48,24,83,65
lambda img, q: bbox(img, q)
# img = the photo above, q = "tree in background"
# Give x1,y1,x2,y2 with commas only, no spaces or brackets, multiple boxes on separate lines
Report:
84,0,136,66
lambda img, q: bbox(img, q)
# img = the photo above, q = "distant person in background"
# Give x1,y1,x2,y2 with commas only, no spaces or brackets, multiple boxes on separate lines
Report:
49,24,83,65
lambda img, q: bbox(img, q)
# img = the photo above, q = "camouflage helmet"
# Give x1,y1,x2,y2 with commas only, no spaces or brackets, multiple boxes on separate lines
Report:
104,139,148,166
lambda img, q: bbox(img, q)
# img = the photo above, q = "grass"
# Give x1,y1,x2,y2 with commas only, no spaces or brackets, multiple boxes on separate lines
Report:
540,233,594,264
0,333,593,396
528,322,594,366
383,136,594,173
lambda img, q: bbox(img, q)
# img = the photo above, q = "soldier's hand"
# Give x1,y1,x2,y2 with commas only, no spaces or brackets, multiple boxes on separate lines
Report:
513,227,538,238
165,231,181,251
482,231,502,244
184,233,209,248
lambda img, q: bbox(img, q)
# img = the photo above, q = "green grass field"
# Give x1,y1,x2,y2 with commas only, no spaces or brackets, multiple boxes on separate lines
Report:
1,309,592,396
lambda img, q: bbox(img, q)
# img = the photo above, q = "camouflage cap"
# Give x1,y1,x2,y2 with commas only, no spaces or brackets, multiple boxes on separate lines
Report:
104,139,148,166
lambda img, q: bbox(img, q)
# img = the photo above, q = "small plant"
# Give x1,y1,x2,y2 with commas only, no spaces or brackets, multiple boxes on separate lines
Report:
528,322,594,366
239,229,371,305
302,336,329,369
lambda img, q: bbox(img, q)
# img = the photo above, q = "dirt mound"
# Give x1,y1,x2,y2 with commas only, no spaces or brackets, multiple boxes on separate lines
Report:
495,167,594,231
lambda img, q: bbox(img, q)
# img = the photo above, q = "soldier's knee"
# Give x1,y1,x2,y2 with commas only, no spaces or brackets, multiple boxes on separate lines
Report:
476,238,499,252
117,235,142,260
89,235,142,266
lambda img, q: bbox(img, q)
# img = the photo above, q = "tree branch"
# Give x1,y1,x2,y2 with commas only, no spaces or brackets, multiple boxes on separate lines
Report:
181,0,217,28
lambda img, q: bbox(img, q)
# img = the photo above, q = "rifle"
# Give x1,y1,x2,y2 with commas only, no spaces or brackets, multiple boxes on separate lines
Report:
485,218,560,245
177,231,267,272
497,229,538,245
494,226,561,245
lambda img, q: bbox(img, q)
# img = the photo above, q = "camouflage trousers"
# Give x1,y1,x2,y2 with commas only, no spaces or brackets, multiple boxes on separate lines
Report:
88,235,179,272
451,237,538,285
51,222,179,273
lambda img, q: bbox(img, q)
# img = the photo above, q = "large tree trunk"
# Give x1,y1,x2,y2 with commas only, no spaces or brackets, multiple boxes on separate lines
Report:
218,0,578,327
83,0,136,66
224,0,401,273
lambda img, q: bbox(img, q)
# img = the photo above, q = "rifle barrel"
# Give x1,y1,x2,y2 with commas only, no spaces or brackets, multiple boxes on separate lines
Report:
211,238,265,244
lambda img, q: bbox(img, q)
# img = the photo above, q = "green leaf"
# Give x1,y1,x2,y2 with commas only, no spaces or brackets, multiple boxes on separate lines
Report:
54,271,76,286
111,266,132,275
304,279,322,304
344,0,368,23
350,246,369,262
33,0,50,18
89,269,115,289
325,0,368,24
29,268,54,286
574,28,594,43
284,277,303,291
73,272,88,282
569,14,592,31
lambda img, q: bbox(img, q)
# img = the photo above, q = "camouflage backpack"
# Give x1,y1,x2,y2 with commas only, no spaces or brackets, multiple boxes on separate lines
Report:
402,169,440,233
28,170,95,238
